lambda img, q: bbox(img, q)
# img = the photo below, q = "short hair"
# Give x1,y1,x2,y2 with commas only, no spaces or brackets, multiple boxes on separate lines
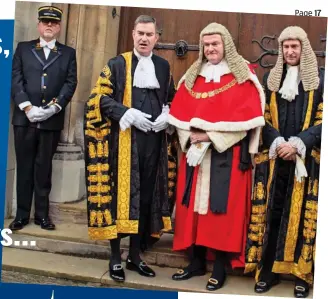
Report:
134,15,159,33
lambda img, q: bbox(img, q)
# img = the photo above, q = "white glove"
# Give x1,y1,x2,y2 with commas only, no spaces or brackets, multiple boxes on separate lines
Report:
33,105,58,122
153,105,170,133
25,106,42,122
119,109,134,131
186,142,211,167
119,108,153,132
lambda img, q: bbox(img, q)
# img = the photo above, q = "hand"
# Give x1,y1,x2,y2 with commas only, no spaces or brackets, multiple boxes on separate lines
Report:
120,108,153,132
33,106,58,122
277,142,297,160
25,106,42,122
152,105,170,133
190,131,210,144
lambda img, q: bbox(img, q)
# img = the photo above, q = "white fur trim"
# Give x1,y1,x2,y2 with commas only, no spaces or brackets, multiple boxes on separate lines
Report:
207,131,247,153
168,114,190,130
169,114,265,132
189,116,265,132
176,128,191,152
194,148,212,215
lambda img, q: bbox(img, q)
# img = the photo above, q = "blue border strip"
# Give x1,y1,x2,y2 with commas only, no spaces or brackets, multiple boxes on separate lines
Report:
0,19,14,280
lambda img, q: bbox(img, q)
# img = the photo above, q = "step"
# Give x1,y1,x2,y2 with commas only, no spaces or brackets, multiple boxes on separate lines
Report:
4,219,190,270
49,200,87,224
2,247,303,297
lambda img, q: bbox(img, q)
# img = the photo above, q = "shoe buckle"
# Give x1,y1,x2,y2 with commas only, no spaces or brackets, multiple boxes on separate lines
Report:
208,278,218,285
295,286,306,291
257,281,267,287
177,269,184,274
140,261,147,266
113,264,123,270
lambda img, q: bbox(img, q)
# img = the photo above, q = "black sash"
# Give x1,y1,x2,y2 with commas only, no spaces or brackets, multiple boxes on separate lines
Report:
181,135,251,214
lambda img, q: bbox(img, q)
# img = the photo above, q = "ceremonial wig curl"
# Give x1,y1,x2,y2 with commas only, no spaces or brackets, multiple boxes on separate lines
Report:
184,22,250,90
267,26,319,92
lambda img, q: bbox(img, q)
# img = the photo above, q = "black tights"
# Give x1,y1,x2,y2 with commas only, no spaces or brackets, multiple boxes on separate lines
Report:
109,235,143,266
187,245,226,277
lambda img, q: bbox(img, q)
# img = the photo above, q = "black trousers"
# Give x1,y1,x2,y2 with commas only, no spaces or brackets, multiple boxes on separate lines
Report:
13,126,61,220
261,158,294,280
133,129,161,246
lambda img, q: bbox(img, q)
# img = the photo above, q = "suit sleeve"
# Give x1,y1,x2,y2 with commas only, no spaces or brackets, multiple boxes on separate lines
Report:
11,43,31,108
261,72,282,148
297,69,324,149
55,48,78,109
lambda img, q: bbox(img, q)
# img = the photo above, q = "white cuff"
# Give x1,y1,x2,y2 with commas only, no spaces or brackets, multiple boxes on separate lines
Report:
288,136,306,159
269,137,286,159
176,128,191,152
19,101,32,111
207,131,246,153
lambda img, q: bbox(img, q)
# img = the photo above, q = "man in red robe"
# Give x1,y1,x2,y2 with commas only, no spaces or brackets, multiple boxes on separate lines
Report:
168,22,265,291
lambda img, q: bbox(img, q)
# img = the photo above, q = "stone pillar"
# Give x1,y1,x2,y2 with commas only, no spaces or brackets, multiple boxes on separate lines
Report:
49,4,121,203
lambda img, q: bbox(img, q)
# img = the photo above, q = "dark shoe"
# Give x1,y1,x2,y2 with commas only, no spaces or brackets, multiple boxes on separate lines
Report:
206,271,226,291
254,278,280,293
126,257,155,277
109,263,125,282
9,218,29,231
294,280,310,298
34,218,55,230
172,267,206,281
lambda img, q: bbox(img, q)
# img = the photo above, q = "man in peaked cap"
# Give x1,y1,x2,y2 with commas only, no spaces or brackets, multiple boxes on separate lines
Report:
168,22,265,291
245,26,324,298
9,6,77,231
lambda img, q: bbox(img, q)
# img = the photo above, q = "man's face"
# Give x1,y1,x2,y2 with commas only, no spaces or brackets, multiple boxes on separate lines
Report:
282,39,302,66
132,22,159,56
203,34,224,65
38,20,61,41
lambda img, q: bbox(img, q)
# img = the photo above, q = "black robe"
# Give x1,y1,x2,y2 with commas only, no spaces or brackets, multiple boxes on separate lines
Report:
245,65,324,285
83,51,178,243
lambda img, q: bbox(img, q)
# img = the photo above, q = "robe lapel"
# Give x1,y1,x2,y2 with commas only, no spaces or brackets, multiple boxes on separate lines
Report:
295,82,305,132
152,55,165,104
278,96,287,136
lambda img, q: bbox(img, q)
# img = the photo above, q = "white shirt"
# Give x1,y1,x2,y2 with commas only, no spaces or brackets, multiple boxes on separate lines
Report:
40,37,56,59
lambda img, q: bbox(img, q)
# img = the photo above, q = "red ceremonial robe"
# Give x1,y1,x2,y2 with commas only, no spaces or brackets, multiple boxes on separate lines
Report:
169,69,264,268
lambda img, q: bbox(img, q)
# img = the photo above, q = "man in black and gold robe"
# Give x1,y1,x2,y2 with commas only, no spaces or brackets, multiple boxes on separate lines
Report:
84,15,177,282
245,26,324,298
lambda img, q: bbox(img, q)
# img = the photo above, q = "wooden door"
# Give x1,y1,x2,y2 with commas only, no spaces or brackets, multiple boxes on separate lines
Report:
117,7,326,84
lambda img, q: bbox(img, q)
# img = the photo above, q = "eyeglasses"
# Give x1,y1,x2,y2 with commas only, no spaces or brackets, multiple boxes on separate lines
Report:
40,20,60,26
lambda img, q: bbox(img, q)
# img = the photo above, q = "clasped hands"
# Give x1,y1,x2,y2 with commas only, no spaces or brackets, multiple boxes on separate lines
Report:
275,142,298,162
186,130,211,167
25,105,58,122
119,105,169,133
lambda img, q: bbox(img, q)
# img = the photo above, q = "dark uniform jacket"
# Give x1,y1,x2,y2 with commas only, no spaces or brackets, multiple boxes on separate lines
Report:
11,38,77,131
